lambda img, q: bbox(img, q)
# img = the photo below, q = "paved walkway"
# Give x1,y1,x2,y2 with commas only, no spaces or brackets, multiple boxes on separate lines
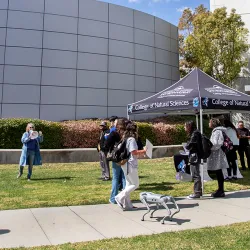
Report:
0,190,250,249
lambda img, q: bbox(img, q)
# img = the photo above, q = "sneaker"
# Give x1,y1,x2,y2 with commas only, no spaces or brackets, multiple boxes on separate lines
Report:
27,178,31,181
17,173,22,179
211,190,225,198
232,177,238,181
109,199,116,204
102,177,110,181
187,194,200,199
115,196,124,210
225,177,231,181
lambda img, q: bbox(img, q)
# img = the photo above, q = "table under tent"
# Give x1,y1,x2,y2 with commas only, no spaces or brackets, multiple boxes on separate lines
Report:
127,68,250,191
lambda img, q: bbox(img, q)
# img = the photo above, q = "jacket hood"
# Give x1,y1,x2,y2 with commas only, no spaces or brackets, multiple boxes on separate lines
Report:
213,126,227,132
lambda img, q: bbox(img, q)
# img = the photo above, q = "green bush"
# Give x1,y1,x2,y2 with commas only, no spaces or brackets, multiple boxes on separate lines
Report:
137,122,156,145
0,118,63,149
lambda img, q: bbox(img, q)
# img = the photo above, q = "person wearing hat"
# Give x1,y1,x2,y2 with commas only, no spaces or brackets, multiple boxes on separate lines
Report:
17,123,43,181
97,121,110,181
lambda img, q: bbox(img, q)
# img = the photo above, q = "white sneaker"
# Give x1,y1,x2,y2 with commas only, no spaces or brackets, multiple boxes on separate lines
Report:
115,196,124,210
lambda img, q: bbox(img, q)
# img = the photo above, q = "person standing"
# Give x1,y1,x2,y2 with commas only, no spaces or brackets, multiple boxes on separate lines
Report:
207,118,229,198
237,121,250,170
184,121,203,199
97,121,110,181
115,122,146,210
224,120,239,180
105,118,126,204
17,123,43,181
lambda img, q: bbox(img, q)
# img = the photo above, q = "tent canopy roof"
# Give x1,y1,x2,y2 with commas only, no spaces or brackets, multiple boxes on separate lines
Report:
128,68,250,115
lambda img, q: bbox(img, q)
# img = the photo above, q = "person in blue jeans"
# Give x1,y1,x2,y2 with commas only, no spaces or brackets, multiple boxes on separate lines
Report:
17,123,43,181
105,118,126,204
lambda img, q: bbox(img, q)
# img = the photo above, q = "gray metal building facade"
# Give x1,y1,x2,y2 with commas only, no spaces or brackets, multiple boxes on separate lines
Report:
0,0,179,121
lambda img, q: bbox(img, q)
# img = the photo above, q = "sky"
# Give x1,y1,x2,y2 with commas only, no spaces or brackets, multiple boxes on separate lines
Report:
100,0,210,26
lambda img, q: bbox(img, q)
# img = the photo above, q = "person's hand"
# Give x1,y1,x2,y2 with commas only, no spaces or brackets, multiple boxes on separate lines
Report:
39,131,43,136
143,146,147,153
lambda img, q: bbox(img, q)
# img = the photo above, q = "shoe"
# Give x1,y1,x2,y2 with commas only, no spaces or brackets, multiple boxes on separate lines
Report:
27,179,31,181
225,177,231,181
17,173,22,179
211,190,225,198
115,196,124,210
102,177,110,181
109,199,116,204
232,177,238,181
187,194,200,199
98,177,104,180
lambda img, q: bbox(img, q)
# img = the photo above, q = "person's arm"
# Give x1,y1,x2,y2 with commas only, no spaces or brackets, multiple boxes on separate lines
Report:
131,148,147,156
185,132,198,151
21,132,30,144
37,131,43,143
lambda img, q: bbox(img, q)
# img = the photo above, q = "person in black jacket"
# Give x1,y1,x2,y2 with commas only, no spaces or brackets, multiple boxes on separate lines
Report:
185,120,203,199
97,121,110,181
105,118,126,204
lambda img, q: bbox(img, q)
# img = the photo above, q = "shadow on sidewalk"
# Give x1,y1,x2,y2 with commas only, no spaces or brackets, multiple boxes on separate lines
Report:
0,229,10,235
155,217,191,225
224,190,250,199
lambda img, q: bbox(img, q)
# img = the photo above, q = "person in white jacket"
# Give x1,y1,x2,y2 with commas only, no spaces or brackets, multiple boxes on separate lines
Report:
224,120,239,180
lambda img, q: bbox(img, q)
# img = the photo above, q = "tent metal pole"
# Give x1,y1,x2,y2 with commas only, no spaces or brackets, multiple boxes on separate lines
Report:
196,114,199,130
200,109,204,196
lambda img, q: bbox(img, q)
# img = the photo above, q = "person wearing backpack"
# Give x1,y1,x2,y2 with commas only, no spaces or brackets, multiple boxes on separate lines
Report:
115,122,147,210
184,121,203,199
224,120,239,180
207,118,229,198
104,118,126,204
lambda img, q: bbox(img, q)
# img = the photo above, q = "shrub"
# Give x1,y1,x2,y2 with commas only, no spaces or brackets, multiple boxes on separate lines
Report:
137,122,156,145
0,118,63,149
62,120,101,148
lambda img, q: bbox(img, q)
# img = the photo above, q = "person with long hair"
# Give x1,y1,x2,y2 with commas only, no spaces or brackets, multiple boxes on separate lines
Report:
105,118,126,204
224,120,239,180
17,123,43,181
115,122,146,210
184,120,203,199
207,118,229,197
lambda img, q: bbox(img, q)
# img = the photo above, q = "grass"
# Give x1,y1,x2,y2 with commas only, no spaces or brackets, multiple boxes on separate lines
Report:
0,158,250,210
6,221,250,250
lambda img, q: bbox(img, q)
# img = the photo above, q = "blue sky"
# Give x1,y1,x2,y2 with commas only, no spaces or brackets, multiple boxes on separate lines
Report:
100,0,210,26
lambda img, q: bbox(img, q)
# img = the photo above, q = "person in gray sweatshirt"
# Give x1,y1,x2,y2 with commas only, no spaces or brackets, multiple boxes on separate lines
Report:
207,118,229,198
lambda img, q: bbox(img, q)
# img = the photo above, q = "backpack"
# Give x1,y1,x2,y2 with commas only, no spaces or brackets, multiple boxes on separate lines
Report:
200,134,213,159
221,131,233,154
106,139,130,166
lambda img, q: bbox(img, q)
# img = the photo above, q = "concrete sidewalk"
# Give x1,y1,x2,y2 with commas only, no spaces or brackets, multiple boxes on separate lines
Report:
0,190,250,249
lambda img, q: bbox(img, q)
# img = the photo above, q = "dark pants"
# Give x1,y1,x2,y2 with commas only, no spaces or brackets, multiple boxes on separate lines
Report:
215,169,224,192
99,151,110,179
227,146,238,177
190,163,202,195
238,146,250,170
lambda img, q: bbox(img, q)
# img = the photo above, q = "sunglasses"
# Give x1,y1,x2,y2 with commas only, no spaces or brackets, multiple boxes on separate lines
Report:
29,127,34,129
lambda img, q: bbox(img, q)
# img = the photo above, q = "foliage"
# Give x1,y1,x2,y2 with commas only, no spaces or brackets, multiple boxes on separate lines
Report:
62,120,100,148
179,5,249,85
137,122,156,145
0,118,63,149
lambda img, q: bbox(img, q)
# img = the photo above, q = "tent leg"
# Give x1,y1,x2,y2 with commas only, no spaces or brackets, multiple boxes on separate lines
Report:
196,114,199,130
199,109,204,197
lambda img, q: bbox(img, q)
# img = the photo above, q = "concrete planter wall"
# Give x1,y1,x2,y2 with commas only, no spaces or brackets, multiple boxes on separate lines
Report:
0,145,182,164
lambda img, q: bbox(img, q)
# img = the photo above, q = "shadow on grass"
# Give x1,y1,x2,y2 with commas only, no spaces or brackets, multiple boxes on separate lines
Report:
32,177,76,181
0,229,10,235
139,182,175,191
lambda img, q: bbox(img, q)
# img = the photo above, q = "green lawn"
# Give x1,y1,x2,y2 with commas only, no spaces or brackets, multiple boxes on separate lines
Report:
0,158,249,210
8,221,250,250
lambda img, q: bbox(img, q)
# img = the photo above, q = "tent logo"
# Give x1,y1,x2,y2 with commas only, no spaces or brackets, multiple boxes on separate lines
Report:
158,86,193,98
202,97,209,107
193,97,199,108
205,85,240,96
127,105,133,113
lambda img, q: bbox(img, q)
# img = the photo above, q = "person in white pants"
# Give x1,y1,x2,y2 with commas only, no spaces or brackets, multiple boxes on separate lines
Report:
115,122,146,210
